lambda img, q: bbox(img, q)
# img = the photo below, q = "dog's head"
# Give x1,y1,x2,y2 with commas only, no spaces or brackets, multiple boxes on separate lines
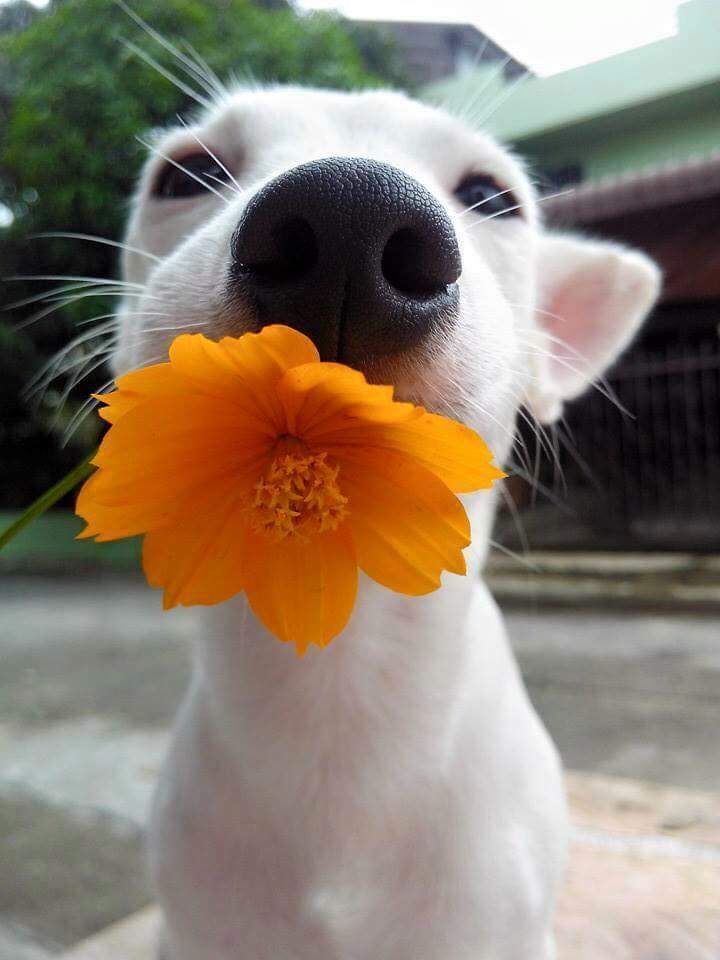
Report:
116,86,660,462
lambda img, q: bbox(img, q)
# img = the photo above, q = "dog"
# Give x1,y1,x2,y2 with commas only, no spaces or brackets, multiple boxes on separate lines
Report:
110,86,660,959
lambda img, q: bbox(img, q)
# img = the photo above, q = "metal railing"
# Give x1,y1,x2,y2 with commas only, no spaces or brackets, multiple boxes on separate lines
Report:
509,330,720,551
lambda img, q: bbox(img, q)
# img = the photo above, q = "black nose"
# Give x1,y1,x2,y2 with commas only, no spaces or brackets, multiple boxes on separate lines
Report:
229,157,461,363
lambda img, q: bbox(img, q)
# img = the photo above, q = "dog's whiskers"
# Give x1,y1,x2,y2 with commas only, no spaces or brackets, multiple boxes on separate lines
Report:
136,135,230,204
61,351,165,446
15,288,161,332
179,39,227,101
514,334,630,417
7,282,126,313
61,379,115,446
137,321,209,334
53,348,118,421
25,307,173,403
487,536,540,572
7,273,146,289
176,115,243,196
405,347,538,486
506,458,576,515
496,482,534,562
551,418,601,493
15,292,138,331
25,318,119,398
455,187,516,219
473,70,531,128
432,55,512,128
426,327,577,508
120,38,213,110
515,404,566,495
30,231,163,264
7,278,148,314
116,0,226,104
78,309,168,327
464,188,572,230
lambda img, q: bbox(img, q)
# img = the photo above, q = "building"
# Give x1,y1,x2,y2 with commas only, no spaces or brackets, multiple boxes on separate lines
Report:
428,0,720,550
356,20,527,87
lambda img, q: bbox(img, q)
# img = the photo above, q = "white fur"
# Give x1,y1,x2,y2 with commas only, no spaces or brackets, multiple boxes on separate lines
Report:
113,87,660,959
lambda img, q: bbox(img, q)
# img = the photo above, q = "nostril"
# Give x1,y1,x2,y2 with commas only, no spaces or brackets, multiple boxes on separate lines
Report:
229,158,462,361
237,217,318,287
381,227,448,298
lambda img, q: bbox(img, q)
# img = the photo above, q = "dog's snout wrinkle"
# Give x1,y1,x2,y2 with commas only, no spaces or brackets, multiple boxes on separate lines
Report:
229,157,460,363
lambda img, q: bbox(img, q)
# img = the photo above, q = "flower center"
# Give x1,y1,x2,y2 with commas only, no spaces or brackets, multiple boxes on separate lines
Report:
251,446,349,540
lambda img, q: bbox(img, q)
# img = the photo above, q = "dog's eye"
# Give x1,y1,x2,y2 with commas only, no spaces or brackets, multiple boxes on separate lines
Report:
454,174,520,218
153,153,231,199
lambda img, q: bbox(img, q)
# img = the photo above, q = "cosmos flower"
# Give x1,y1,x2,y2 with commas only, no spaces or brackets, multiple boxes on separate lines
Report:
76,325,504,654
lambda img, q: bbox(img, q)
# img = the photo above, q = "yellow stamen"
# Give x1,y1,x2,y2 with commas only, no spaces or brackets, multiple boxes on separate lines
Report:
252,447,349,540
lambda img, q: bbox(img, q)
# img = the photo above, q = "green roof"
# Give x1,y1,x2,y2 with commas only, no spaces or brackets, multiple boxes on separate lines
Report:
427,0,720,142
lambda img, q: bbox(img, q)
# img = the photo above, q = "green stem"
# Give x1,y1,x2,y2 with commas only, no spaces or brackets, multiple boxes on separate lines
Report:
0,452,96,551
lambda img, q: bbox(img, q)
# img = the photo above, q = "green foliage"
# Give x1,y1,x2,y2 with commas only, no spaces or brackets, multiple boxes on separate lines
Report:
344,21,410,92
0,0,39,37
0,0,405,508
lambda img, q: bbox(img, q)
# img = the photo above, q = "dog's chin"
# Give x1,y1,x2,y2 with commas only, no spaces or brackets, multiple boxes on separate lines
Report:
364,330,476,420
361,352,443,413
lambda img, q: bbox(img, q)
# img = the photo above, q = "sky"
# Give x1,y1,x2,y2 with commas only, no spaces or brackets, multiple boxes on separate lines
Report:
296,0,689,76
6,0,690,76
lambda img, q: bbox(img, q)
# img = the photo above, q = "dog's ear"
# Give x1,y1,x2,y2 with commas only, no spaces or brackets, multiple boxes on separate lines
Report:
526,233,661,423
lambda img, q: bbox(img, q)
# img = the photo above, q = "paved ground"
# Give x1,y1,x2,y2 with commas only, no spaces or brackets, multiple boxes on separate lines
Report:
509,606,720,791
1,573,719,956
0,576,191,957
486,549,720,611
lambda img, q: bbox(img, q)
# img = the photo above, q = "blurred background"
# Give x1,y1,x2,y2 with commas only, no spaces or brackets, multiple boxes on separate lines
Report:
0,1,718,958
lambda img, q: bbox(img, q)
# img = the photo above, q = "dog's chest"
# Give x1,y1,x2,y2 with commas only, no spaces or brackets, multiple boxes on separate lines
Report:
151,728,472,959
150,583,567,959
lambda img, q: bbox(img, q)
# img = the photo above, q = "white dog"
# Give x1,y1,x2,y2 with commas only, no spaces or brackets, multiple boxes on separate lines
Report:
112,86,659,959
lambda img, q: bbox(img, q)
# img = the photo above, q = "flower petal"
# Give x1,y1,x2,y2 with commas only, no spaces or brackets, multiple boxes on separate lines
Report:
97,363,187,424
337,449,470,595
277,362,419,439
168,326,319,433
242,525,357,655
100,325,318,430
89,398,270,505
76,469,181,540
321,411,505,493
142,473,257,609
239,324,320,372
78,392,271,543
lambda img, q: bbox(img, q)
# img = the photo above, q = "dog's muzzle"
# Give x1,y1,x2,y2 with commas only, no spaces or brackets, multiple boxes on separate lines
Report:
229,157,461,363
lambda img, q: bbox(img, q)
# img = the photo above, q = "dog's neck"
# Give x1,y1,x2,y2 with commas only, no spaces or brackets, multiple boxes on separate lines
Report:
189,493,501,807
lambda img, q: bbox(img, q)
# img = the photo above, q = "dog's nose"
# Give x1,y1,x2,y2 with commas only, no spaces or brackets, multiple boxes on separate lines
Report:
229,157,461,362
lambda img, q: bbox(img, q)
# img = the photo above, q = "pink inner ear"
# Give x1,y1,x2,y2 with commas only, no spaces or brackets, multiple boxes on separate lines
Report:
541,247,659,400
531,235,660,420
543,266,613,394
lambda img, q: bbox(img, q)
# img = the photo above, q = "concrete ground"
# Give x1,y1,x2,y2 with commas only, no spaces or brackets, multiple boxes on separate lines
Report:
1,573,719,957
486,549,720,612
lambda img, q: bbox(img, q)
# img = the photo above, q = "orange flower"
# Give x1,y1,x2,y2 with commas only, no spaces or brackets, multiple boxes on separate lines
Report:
76,325,504,654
